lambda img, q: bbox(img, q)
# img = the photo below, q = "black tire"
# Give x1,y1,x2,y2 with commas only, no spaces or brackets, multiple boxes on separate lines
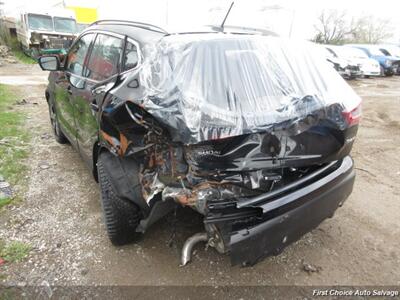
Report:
380,66,385,77
97,152,143,246
48,101,68,144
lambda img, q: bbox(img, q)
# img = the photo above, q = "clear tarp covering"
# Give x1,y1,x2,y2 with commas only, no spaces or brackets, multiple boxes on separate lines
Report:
134,34,361,144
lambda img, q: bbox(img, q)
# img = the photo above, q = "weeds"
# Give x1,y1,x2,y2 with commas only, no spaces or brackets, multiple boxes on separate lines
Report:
0,28,36,64
0,240,31,263
0,85,30,208
7,38,36,64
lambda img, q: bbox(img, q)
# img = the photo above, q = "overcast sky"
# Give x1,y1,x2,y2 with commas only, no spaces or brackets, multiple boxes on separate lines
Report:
3,0,400,42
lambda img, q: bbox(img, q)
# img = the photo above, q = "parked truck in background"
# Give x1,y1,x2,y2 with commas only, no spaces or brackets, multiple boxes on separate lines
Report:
16,8,78,58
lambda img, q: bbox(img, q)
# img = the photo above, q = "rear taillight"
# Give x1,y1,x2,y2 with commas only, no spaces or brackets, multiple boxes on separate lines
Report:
342,103,362,126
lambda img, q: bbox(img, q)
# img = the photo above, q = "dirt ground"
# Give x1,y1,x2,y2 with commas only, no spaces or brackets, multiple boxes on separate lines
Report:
0,62,399,288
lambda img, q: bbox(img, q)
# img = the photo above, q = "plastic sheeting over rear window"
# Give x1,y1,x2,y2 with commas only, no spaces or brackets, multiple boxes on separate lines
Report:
133,34,361,144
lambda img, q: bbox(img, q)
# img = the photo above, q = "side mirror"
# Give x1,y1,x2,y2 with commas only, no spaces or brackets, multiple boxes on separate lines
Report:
38,56,60,71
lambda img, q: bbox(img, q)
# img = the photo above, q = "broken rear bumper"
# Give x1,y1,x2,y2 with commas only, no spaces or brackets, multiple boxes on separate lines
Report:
208,156,355,266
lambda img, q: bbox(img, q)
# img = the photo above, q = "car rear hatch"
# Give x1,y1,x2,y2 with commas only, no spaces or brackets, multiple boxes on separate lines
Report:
136,34,361,146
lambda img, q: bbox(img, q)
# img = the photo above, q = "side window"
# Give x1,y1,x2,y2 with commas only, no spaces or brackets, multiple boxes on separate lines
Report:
66,33,94,76
85,34,123,81
122,41,139,71
327,48,337,57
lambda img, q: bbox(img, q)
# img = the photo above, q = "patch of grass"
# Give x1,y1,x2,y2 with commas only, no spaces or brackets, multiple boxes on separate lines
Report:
0,240,31,263
1,34,36,64
0,84,30,208
0,197,12,209
11,48,36,65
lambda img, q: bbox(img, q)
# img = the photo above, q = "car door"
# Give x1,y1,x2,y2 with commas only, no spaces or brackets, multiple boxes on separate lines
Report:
72,32,125,168
54,33,95,147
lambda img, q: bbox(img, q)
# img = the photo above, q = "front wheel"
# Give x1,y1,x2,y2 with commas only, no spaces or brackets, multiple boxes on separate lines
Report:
380,66,385,77
97,152,143,246
48,101,68,144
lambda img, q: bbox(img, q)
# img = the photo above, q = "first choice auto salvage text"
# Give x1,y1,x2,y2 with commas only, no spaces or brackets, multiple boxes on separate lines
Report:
312,289,399,297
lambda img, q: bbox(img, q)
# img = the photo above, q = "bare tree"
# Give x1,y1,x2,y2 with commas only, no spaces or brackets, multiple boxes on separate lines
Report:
313,9,350,44
351,15,394,43
313,10,394,44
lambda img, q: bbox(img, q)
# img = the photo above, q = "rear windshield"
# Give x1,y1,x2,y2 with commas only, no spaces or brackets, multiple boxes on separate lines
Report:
368,47,385,56
146,35,358,115
138,34,361,143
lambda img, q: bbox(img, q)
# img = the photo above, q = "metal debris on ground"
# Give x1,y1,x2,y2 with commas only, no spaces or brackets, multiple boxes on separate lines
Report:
0,175,13,199
41,133,51,140
302,261,322,274
38,163,50,170
15,99,28,105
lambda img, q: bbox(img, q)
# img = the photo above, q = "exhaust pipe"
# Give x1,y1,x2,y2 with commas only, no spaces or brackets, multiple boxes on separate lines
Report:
180,232,208,266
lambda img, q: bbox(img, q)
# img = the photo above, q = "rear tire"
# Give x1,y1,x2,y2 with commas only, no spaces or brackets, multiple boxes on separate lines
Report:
97,152,143,246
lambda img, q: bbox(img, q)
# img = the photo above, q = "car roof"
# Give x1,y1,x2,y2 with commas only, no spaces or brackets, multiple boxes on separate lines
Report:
81,20,278,47
81,20,167,46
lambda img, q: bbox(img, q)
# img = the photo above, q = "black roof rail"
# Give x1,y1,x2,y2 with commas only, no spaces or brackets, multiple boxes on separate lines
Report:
90,20,168,34
207,25,278,36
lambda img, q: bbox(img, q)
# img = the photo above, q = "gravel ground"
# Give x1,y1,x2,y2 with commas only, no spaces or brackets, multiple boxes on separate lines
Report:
0,63,399,290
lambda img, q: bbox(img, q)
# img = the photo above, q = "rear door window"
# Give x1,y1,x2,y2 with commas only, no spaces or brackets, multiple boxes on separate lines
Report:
85,34,123,81
66,33,94,76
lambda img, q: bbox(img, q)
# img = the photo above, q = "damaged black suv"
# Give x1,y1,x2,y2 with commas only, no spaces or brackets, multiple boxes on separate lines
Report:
38,20,361,266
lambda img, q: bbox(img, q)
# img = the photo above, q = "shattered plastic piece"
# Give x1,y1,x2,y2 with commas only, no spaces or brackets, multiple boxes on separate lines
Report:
39,163,50,170
0,180,12,198
302,261,322,274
